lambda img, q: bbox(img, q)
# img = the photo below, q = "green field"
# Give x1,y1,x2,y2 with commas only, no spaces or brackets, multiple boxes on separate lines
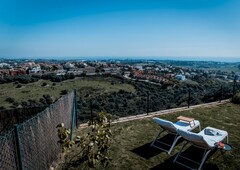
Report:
59,103,240,170
0,77,135,108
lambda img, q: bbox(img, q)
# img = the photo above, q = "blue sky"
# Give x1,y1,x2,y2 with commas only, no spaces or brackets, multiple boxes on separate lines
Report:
0,0,240,60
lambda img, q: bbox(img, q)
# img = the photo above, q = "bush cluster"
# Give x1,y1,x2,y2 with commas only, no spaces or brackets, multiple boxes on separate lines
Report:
232,92,240,104
0,73,75,84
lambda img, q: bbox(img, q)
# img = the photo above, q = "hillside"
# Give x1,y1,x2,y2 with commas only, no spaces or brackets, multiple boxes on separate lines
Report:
0,76,135,109
0,75,234,123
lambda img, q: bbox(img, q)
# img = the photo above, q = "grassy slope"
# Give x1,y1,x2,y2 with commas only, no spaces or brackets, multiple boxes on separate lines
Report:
0,77,135,108
62,103,240,170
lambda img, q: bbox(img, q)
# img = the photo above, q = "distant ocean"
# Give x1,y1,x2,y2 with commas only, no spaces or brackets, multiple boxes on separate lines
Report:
1,56,240,62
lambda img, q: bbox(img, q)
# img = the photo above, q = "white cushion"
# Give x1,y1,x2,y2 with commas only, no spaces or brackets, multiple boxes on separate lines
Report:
177,127,228,148
177,129,208,148
152,117,200,133
198,127,228,147
153,117,177,133
153,117,200,133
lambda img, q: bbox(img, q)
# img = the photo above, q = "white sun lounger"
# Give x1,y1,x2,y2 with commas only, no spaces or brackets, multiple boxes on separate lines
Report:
151,117,201,154
174,127,228,170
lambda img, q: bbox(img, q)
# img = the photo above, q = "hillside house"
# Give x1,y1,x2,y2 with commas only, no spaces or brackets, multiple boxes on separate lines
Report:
175,74,186,81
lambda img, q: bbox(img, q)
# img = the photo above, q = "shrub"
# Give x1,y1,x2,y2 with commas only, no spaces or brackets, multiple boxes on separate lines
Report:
42,82,47,86
4,75,13,83
81,72,86,76
16,84,22,88
119,89,125,94
14,75,31,84
12,101,19,107
21,101,29,107
6,97,14,103
231,92,240,104
42,73,65,82
65,73,75,79
69,73,75,79
43,94,53,104
28,99,40,107
91,101,100,109
0,106,6,110
60,89,68,95
57,112,112,168
39,98,47,105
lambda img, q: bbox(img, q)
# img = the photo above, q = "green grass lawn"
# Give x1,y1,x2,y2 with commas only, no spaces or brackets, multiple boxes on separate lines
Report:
0,77,135,108
60,103,240,170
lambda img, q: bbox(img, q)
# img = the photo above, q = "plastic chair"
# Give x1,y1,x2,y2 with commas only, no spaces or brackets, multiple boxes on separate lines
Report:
173,127,228,170
151,117,201,154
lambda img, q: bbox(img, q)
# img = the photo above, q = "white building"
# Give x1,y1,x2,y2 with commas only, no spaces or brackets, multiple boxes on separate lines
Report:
0,63,12,69
63,62,75,69
29,66,41,74
175,74,186,81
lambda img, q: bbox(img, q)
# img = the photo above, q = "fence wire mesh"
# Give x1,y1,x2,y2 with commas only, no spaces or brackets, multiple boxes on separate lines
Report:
0,91,75,170
0,106,46,133
0,128,18,170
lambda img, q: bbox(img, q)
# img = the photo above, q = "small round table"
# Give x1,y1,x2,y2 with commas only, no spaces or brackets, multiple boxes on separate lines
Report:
223,144,232,151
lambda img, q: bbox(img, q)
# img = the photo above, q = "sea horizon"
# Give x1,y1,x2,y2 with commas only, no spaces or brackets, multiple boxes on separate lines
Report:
1,56,240,63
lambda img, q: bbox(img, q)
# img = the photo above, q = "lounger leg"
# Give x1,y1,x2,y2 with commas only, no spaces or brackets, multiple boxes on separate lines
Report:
151,129,165,147
173,141,188,163
199,123,201,131
168,135,181,154
198,149,211,170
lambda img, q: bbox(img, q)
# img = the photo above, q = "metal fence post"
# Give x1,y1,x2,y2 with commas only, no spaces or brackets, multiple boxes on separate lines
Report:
147,92,149,115
219,85,223,103
233,75,237,96
14,124,23,170
90,99,93,123
70,91,76,140
16,110,20,125
74,90,78,128
188,89,191,108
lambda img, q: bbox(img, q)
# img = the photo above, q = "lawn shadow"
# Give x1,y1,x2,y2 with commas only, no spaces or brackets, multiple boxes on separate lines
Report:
150,145,219,170
131,134,183,159
59,159,85,170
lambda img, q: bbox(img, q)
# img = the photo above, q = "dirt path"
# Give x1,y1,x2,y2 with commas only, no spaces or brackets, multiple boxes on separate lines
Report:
79,99,230,128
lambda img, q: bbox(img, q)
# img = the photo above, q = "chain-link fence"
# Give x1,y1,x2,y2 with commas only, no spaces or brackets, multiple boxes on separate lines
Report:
0,128,18,170
0,91,76,170
0,106,46,133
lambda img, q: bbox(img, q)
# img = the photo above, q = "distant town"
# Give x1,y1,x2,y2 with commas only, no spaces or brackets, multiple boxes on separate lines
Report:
0,58,239,85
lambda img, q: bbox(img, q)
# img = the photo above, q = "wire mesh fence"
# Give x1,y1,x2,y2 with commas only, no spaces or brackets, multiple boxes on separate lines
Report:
0,91,76,170
0,128,18,170
0,106,46,133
